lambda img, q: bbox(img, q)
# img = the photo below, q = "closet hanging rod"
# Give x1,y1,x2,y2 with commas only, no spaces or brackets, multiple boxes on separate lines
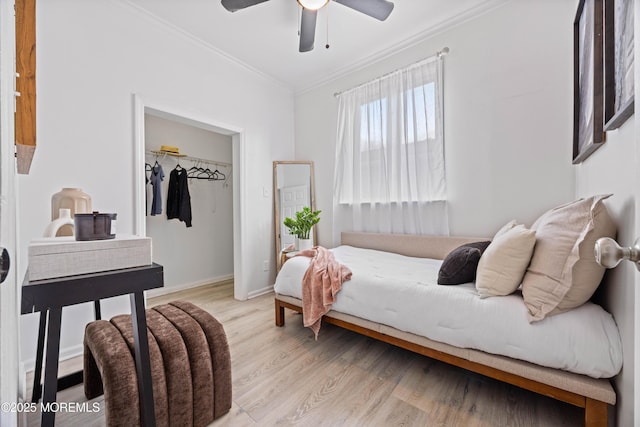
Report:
146,149,232,168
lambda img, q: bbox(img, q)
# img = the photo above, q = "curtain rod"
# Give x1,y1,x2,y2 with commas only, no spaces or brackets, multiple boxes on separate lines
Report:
333,47,449,98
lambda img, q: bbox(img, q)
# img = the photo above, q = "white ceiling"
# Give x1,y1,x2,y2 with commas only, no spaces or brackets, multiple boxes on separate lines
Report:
124,0,507,93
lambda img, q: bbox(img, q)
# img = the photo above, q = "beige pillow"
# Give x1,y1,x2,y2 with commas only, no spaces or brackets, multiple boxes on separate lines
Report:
475,223,536,298
522,195,616,322
494,219,517,237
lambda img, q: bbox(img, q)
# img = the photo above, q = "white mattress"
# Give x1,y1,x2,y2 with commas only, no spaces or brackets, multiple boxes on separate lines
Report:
274,245,623,379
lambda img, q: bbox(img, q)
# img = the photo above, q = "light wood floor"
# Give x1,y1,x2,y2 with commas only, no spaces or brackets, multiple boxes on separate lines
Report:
24,281,583,426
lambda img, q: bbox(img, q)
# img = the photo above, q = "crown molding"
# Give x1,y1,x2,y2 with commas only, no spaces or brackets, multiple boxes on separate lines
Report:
295,0,510,95
114,0,509,97
115,0,293,94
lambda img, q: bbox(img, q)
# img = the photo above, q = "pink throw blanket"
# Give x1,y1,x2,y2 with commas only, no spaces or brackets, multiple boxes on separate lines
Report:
295,246,352,339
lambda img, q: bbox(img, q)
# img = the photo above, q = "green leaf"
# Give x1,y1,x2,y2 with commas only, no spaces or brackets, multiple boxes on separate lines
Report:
282,206,321,239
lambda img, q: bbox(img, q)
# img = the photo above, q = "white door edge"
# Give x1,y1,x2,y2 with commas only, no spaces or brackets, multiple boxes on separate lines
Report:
0,0,20,425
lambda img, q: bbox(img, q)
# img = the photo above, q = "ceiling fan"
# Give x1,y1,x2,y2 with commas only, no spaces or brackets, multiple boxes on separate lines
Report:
221,0,394,52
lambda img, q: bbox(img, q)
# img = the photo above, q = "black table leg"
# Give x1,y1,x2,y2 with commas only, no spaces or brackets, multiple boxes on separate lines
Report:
130,291,156,427
31,311,47,402
41,307,62,427
32,301,101,403
94,300,102,320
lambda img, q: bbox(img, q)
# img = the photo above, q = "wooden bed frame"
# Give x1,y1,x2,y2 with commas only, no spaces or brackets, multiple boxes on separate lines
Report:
274,232,616,427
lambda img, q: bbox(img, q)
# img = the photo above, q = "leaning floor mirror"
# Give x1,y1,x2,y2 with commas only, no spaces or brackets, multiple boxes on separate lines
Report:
273,161,316,271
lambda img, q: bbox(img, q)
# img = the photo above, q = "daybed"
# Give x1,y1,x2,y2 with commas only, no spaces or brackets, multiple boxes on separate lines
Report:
274,231,623,427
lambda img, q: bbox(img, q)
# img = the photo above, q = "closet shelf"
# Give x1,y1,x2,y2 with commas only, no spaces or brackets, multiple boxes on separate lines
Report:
149,150,187,158
146,149,232,168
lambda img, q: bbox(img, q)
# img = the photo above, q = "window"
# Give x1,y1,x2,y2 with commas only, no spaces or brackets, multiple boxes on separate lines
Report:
335,61,445,204
333,55,448,236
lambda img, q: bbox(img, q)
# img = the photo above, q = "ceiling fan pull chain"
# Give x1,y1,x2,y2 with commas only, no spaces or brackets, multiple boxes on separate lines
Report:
325,5,330,49
297,5,301,36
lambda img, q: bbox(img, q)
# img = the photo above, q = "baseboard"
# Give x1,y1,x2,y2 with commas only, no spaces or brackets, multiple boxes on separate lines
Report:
19,361,27,401
247,285,274,299
20,344,86,404
22,343,84,374
21,342,84,391
145,274,234,298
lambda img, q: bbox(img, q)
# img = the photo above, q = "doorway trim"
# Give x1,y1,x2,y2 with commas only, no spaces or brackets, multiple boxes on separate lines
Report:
132,94,247,300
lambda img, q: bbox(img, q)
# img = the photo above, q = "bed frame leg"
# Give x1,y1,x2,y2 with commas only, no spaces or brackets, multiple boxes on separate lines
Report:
275,299,285,327
584,398,607,427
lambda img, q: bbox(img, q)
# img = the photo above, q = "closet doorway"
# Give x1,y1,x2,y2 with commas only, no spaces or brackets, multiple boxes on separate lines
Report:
133,96,244,299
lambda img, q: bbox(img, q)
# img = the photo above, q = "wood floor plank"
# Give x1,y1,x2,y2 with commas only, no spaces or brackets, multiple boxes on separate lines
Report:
363,395,435,426
22,281,584,426
234,325,364,420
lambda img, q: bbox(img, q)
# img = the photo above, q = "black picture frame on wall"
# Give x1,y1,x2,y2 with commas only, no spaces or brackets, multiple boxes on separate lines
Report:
573,0,606,164
604,0,634,131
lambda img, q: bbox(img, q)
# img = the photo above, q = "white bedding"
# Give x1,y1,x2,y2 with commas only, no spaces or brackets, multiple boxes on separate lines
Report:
274,245,623,379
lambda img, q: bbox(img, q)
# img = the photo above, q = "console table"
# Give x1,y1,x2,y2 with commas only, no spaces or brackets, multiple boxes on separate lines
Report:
22,263,164,427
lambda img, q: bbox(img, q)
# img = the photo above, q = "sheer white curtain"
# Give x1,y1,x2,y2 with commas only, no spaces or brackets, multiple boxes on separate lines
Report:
333,55,448,243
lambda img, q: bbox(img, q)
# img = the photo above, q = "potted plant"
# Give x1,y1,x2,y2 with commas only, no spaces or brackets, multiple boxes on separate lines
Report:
283,206,321,251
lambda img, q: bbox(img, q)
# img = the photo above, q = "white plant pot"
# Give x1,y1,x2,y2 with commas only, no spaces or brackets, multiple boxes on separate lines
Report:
296,237,313,251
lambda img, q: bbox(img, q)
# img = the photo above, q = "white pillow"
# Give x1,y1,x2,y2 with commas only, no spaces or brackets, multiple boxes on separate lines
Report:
476,223,536,298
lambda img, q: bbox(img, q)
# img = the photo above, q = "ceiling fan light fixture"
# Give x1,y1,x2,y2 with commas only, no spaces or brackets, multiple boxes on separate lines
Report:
298,0,329,11
221,0,394,52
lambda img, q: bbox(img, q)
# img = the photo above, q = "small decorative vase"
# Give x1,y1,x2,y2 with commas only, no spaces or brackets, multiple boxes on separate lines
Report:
296,237,313,251
43,208,75,237
51,188,92,236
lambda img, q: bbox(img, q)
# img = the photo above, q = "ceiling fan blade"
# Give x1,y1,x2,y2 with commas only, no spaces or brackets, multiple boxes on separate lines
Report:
299,9,317,52
221,0,270,12
333,0,394,21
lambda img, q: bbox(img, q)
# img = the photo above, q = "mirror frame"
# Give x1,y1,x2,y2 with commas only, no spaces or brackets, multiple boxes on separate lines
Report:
273,160,316,271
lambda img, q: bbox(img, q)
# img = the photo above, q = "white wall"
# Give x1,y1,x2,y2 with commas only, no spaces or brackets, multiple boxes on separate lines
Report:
295,0,575,243
574,0,640,423
18,0,293,374
575,122,635,427
144,114,233,293
573,2,640,425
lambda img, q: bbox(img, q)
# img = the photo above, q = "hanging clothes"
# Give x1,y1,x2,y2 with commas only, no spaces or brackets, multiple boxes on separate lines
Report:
149,163,164,216
145,163,153,216
166,166,192,227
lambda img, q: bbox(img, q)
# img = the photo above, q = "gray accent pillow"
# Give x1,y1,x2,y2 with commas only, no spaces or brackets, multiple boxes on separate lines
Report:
438,241,491,285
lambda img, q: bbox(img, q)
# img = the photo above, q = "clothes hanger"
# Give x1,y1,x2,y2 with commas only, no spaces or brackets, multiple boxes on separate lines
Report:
187,161,202,179
187,161,200,175
151,159,162,174
198,167,214,180
193,167,208,179
212,169,226,181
